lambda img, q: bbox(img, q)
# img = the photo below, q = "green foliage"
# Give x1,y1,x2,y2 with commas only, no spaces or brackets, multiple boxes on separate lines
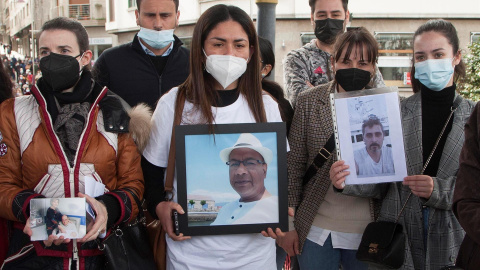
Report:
459,41,480,101
200,200,206,206
189,200,195,206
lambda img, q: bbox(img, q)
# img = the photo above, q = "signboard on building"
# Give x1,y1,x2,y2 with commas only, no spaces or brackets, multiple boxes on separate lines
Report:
88,37,113,45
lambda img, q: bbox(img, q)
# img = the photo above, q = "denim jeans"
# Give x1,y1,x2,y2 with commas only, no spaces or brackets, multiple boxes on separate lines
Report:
423,206,430,251
297,235,368,270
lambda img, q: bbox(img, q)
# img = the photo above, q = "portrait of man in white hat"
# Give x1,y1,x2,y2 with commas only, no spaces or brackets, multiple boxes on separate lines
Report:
211,133,279,226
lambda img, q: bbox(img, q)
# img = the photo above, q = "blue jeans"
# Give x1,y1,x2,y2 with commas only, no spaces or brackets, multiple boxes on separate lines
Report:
297,235,368,270
423,206,430,251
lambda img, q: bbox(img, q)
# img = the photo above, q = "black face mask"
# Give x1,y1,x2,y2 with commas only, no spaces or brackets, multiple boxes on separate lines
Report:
40,52,82,92
314,18,344,45
335,68,371,92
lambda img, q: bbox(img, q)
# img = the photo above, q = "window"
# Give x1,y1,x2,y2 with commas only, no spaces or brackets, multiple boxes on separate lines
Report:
109,0,115,21
375,32,414,87
69,4,90,20
180,36,192,50
375,32,414,56
128,0,136,8
300,32,315,46
471,32,480,44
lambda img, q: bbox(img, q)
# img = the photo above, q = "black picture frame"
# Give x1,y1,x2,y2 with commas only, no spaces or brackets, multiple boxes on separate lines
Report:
175,122,288,236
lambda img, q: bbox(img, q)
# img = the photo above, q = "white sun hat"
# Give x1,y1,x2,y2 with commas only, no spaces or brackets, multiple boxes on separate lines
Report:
219,133,273,164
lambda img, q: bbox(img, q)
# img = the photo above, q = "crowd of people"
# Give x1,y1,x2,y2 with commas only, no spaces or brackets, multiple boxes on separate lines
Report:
1,50,41,97
0,0,479,269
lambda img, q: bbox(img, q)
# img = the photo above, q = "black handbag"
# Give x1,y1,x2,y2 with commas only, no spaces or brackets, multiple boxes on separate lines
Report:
356,96,461,269
97,191,156,270
356,221,406,269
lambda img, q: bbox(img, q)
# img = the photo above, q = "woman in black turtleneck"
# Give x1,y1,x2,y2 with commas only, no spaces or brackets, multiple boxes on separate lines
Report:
331,19,475,269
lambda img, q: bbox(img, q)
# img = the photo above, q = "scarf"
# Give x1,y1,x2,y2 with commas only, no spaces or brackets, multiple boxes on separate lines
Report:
38,70,96,166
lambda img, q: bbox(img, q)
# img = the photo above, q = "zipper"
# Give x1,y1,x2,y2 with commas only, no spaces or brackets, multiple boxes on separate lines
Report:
69,168,75,196
33,84,108,261
72,240,78,261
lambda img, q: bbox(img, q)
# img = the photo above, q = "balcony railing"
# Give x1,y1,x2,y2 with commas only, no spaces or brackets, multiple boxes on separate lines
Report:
69,4,90,20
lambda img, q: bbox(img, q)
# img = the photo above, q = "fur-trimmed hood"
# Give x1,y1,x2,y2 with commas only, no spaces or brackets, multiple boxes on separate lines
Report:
99,90,152,153
127,103,152,152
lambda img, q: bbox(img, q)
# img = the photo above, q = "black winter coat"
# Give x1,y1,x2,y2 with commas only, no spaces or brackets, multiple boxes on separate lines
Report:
93,34,190,109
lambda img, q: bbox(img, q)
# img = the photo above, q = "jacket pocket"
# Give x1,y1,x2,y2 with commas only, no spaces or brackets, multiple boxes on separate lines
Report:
78,163,110,194
33,164,64,198
33,174,51,195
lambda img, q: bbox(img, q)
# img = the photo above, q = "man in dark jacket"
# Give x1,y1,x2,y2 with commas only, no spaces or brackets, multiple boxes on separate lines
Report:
93,0,189,109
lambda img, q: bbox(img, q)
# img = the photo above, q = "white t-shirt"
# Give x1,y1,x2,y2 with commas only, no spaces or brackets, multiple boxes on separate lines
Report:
354,145,395,177
143,87,283,270
211,196,279,226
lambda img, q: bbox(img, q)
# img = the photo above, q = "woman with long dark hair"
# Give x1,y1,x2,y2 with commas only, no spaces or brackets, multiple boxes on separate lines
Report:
142,4,284,269
258,36,294,135
331,19,474,269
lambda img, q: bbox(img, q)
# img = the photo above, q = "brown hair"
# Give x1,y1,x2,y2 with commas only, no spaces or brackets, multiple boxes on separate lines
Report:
332,27,378,83
175,4,266,128
333,27,378,64
362,115,384,135
309,0,348,14
40,17,91,70
410,19,465,93
137,0,179,11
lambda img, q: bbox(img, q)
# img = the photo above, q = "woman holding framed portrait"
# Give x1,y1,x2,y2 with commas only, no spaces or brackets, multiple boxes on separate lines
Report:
331,19,475,269
141,4,284,270
275,27,381,270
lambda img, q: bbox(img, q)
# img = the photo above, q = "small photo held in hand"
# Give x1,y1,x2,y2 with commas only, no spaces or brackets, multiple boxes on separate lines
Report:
30,198,87,241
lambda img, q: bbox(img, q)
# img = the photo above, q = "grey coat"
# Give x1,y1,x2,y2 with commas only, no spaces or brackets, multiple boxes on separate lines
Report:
342,92,475,270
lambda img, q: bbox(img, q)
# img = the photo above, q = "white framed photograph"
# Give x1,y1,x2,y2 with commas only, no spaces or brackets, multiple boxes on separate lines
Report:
331,88,408,185
30,198,87,241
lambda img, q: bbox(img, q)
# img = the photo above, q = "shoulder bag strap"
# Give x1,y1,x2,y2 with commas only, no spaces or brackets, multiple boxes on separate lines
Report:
302,133,335,186
164,94,185,201
395,95,462,222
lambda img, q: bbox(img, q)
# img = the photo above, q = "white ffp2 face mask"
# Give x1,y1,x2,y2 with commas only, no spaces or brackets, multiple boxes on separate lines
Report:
204,51,248,89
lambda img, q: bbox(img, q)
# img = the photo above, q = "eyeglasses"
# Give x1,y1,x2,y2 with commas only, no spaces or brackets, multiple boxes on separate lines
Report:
226,159,265,169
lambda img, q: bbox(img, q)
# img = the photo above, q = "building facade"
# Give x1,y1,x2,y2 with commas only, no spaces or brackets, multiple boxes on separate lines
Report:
103,0,480,93
1,0,117,62
1,0,478,91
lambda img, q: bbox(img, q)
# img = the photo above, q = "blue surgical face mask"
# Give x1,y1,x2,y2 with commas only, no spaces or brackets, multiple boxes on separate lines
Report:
137,27,175,49
414,58,455,91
